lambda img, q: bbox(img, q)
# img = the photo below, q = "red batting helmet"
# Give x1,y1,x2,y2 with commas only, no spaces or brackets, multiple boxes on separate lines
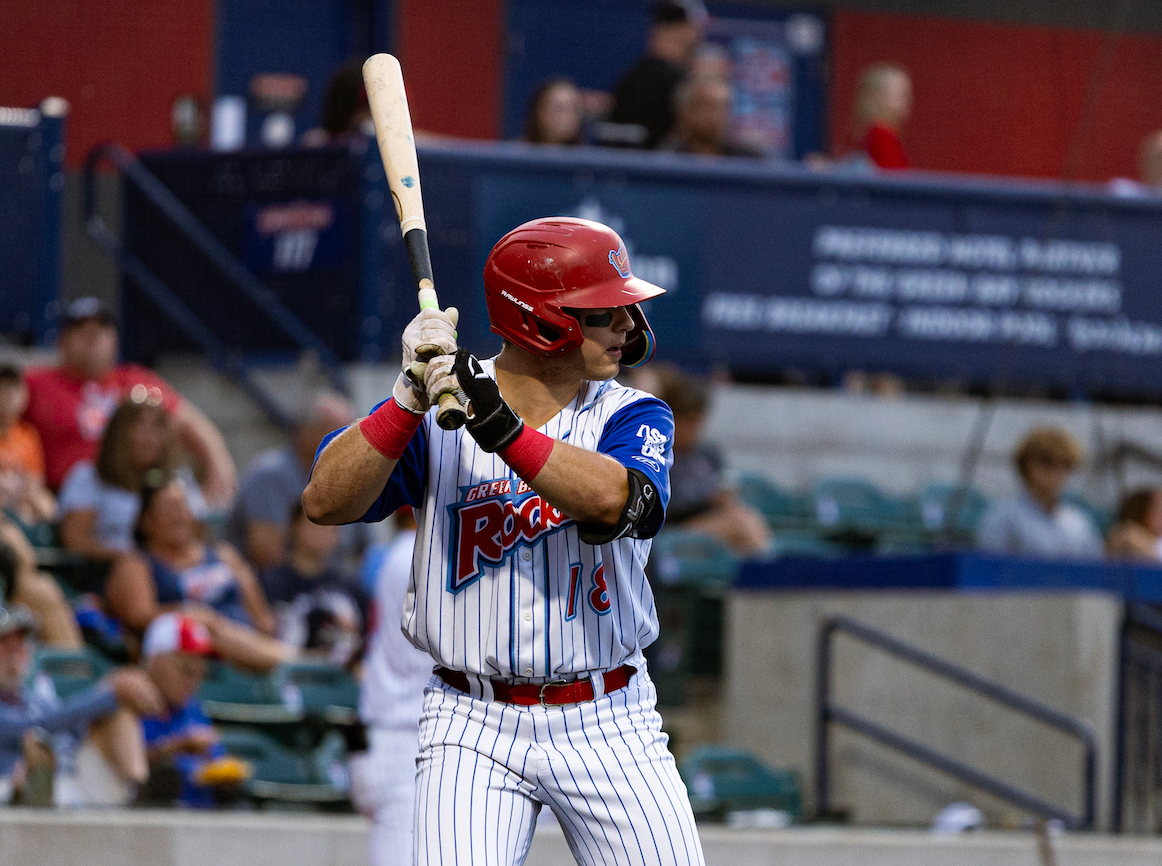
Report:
482,217,663,367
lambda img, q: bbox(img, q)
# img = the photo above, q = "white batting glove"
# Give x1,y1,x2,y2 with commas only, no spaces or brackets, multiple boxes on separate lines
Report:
392,371,428,415
421,353,464,409
402,307,458,368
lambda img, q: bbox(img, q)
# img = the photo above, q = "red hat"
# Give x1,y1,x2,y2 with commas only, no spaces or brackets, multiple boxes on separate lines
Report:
142,613,214,658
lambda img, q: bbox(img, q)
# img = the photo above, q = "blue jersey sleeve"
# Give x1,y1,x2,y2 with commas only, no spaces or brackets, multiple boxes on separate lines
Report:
594,397,674,512
311,403,428,524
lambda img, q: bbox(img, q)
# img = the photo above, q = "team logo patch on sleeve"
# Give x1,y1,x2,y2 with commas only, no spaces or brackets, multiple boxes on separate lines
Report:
447,478,573,592
635,424,667,469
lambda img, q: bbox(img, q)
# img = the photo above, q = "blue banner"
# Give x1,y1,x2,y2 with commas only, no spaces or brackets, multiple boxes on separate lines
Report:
417,144,1162,397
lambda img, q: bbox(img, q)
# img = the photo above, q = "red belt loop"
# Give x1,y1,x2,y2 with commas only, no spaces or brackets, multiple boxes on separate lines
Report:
438,664,635,706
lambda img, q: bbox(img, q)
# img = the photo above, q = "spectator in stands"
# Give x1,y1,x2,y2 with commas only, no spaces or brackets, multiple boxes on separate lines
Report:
58,397,209,561
0,528,82,648
0,363,54,530
227,391,367,569
522,78,585,146
1109,131,1162,197
976,427,1103,559
302,59,372,147
139,612,250,808
608,1,705,149
1106,487,1162,561
259,504,368,666
658,74,763,158
654,366,772,556
104,474,294,671
22,297,236,504
0,599,164,806
349,507,432,865
851,62,912,170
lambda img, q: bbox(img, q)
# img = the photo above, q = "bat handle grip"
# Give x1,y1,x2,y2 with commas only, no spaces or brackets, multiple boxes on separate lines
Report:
435,391,468,430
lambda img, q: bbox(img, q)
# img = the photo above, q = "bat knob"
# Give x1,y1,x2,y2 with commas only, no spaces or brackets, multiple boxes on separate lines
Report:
435,392,467,430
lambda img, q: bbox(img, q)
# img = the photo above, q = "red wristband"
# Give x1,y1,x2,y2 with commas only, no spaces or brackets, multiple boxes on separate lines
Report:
499,426,554,481
359,398,423,460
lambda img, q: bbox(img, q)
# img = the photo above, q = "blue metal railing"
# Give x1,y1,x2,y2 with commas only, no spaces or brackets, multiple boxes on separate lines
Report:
81,142,348,426
1112,603,1162,833
815,615,1097,829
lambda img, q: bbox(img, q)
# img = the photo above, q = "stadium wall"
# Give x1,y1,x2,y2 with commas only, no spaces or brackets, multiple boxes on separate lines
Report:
725,590,1122,829
0,0,213,168
829,11,1162,181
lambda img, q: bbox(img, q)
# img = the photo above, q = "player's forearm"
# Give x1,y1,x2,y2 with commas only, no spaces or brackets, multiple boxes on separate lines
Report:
519,440,629,526
302,425,397,525
173,402,238,507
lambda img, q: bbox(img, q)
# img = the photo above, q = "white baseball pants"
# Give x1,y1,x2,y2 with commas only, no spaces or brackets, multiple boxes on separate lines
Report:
413,666,705,866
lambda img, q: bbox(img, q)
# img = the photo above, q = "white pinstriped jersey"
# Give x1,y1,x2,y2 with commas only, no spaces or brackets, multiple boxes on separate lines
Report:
325,359,674,680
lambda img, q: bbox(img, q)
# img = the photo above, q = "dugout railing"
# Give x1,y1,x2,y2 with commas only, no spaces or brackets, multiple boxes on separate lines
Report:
82,142,349,428
1112,602,1162,833
815,614,1097,830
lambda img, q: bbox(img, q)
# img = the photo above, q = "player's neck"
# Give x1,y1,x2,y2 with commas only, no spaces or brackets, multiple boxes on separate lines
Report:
495,346,584,430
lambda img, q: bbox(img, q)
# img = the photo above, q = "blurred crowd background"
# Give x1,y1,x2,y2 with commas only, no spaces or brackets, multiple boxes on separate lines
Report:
3,0,1162,838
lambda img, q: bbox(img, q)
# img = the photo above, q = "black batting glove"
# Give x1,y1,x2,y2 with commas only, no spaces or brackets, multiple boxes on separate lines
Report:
454,348,525,453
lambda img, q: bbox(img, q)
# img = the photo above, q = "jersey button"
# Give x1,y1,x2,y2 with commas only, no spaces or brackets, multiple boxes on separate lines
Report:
524,667,534,675
521,550,532,561
523,611,532,621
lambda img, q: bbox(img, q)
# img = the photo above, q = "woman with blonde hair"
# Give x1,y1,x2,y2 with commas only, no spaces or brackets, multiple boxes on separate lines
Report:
852,62,912,169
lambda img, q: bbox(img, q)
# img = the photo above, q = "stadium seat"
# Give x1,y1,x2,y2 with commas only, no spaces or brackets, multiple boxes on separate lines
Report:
199,661,301,725
218,726,350,808
811,477,915,535
916,482,989,538
679,745,802,819
271,661,361,725
32,645,112,699
768,531,846,558
735,474,814,529
1061,490,1114,535
649,530,739,590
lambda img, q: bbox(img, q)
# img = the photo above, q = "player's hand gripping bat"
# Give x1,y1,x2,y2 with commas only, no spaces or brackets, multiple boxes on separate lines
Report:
362,53,467,431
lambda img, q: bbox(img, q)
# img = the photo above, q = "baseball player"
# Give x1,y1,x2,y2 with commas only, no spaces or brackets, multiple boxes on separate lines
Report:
304,217,704,866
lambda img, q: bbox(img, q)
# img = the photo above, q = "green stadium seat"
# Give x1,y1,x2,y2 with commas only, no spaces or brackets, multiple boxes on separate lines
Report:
32,645,113,699
199,661,300,725
916,482,989,538
1061,490,1114,535
735,474,814,529
649,530,738,590
271,661,361,725
769,531,846,558
679,745,802,819
218,726,350,807
811,477,915,535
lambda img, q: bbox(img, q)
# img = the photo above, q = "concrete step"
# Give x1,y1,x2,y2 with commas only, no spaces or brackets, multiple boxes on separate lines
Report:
3,810,1160,866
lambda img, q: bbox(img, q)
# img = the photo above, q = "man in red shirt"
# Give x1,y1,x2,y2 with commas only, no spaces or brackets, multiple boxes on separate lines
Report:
23,298,237,507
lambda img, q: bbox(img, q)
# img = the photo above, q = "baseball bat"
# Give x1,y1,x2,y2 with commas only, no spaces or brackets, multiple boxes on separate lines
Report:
362,53,467,431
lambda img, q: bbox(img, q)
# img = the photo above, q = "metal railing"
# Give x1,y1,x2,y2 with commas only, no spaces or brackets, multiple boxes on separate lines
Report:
81,142,349,429
815,615,1097,829
1113,603,1162,833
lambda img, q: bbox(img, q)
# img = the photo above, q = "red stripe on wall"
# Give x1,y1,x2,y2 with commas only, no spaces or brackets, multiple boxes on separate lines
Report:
831,11,1162,181
396,0,503,140
0,0,213,167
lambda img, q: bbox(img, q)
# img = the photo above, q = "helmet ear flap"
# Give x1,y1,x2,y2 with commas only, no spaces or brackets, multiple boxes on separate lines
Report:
620,305,656,368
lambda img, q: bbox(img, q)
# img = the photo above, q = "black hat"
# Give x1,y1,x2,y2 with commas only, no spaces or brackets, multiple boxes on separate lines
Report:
61,296,117,330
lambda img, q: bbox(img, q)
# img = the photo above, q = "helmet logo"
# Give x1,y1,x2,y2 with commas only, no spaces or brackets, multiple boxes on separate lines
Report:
609,244,631,278
500,289,534,312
